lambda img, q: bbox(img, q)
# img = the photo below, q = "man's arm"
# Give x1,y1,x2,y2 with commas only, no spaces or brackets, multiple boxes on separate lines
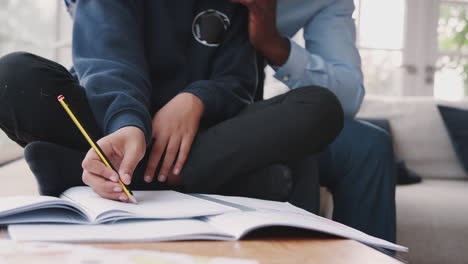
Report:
233,0,365,118
275,0,364,117
71,0,152,142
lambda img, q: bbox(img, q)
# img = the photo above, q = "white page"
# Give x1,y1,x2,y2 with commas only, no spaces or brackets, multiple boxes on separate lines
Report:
0,196,83,218
0,208,88,225
61,187,239,223
8,219,231,242
203,199,408,252
198,194,317,215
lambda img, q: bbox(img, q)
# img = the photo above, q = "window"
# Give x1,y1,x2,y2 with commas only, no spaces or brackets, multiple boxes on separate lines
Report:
355,0,468,99
435,1,468,100
4,1,464,100
0,0,72,67
354,0,407,96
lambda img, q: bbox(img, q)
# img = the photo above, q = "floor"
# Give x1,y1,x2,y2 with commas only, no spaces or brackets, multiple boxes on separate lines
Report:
0,134,23,165
0,158,38,197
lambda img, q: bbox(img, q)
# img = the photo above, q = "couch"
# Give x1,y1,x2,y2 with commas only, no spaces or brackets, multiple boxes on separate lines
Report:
343,96,468,264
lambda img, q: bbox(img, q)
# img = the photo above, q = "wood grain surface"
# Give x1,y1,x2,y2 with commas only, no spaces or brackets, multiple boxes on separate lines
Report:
1,228,401,264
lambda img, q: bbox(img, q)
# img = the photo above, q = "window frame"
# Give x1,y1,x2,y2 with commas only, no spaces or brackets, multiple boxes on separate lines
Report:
354,0,467,98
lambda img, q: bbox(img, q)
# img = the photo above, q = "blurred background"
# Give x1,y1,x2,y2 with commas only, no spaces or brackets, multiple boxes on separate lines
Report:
266,0,468,100
1,0,467,161
1,0,466,97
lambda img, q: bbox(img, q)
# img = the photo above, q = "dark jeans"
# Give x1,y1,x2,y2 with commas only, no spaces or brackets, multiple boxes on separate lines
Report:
319,119,397,243
0,52,343,201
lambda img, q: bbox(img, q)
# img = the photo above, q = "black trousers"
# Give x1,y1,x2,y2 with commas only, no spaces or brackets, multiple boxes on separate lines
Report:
0,52,343,205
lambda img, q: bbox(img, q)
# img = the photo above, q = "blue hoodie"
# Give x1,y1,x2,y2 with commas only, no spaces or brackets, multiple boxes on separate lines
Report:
65,0,258,143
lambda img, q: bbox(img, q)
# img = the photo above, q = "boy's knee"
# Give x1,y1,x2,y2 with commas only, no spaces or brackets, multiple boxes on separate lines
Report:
0,52,36,75
0,52,73,100
0,51,68,80
0,52,36,104
286,86,344,138
289,86,343,115
0,52,43,90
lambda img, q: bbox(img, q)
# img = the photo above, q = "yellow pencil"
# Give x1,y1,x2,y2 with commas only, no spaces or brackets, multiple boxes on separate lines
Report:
57,95,138,204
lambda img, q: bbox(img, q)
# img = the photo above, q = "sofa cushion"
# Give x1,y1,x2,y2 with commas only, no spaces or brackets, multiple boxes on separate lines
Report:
438,105,468,176
358,96,468,180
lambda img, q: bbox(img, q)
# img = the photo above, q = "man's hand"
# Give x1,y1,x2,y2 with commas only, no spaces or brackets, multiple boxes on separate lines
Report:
231,0,291,66
144,92,204,185
81,126,146,202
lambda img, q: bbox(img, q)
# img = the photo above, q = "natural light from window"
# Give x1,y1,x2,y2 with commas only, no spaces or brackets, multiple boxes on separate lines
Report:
0,0,467,101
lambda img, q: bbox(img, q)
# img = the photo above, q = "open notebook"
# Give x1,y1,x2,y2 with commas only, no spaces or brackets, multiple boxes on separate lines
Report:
0,187,238,224
5,190,408,253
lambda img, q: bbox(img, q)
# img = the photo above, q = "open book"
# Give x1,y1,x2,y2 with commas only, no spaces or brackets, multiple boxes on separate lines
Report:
4,188,408,252
0,187,238,224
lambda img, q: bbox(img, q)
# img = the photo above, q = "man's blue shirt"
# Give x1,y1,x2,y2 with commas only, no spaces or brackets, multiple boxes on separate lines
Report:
276,0,365,117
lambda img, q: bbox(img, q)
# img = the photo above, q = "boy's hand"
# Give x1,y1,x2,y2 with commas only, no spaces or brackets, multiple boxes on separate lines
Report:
81,126,146,202
144,92,204,185
231,0,290,66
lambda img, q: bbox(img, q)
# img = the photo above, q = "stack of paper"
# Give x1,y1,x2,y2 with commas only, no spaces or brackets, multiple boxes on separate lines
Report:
0,187,408,253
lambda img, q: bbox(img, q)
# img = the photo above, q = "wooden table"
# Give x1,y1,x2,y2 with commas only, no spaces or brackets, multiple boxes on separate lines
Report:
1,228,401,264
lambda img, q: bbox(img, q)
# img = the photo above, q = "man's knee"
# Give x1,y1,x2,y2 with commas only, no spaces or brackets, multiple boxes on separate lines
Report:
361,121,394,160
340,119,394,164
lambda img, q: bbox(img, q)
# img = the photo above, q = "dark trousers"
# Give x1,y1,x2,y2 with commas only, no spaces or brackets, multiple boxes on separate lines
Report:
0,52,342,205
319,119,397,243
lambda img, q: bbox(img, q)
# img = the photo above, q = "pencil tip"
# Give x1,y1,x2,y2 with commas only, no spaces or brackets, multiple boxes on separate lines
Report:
129,196,138,204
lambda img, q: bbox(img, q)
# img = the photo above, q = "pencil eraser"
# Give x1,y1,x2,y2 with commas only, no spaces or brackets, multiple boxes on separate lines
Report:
57,95,65,101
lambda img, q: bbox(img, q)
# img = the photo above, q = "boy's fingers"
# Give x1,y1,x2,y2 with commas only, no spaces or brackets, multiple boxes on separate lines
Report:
119,145,144,185
92,189,128,202
82,158,119,183
85,172,124,193
82,170,108,188
173,135,194,176
82,144,119,182
83,164,128,203
158,136,181,182
144,135,168,183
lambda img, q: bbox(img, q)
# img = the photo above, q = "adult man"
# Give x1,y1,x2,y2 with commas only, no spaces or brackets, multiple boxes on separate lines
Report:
233,0,396,242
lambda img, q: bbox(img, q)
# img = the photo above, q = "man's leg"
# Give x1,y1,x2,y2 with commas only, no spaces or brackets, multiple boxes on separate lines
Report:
0,52,101,194
319,119,397,242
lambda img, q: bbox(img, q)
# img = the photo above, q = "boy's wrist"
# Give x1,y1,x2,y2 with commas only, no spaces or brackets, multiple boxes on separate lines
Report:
176,92,204,123
106,110,152,145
